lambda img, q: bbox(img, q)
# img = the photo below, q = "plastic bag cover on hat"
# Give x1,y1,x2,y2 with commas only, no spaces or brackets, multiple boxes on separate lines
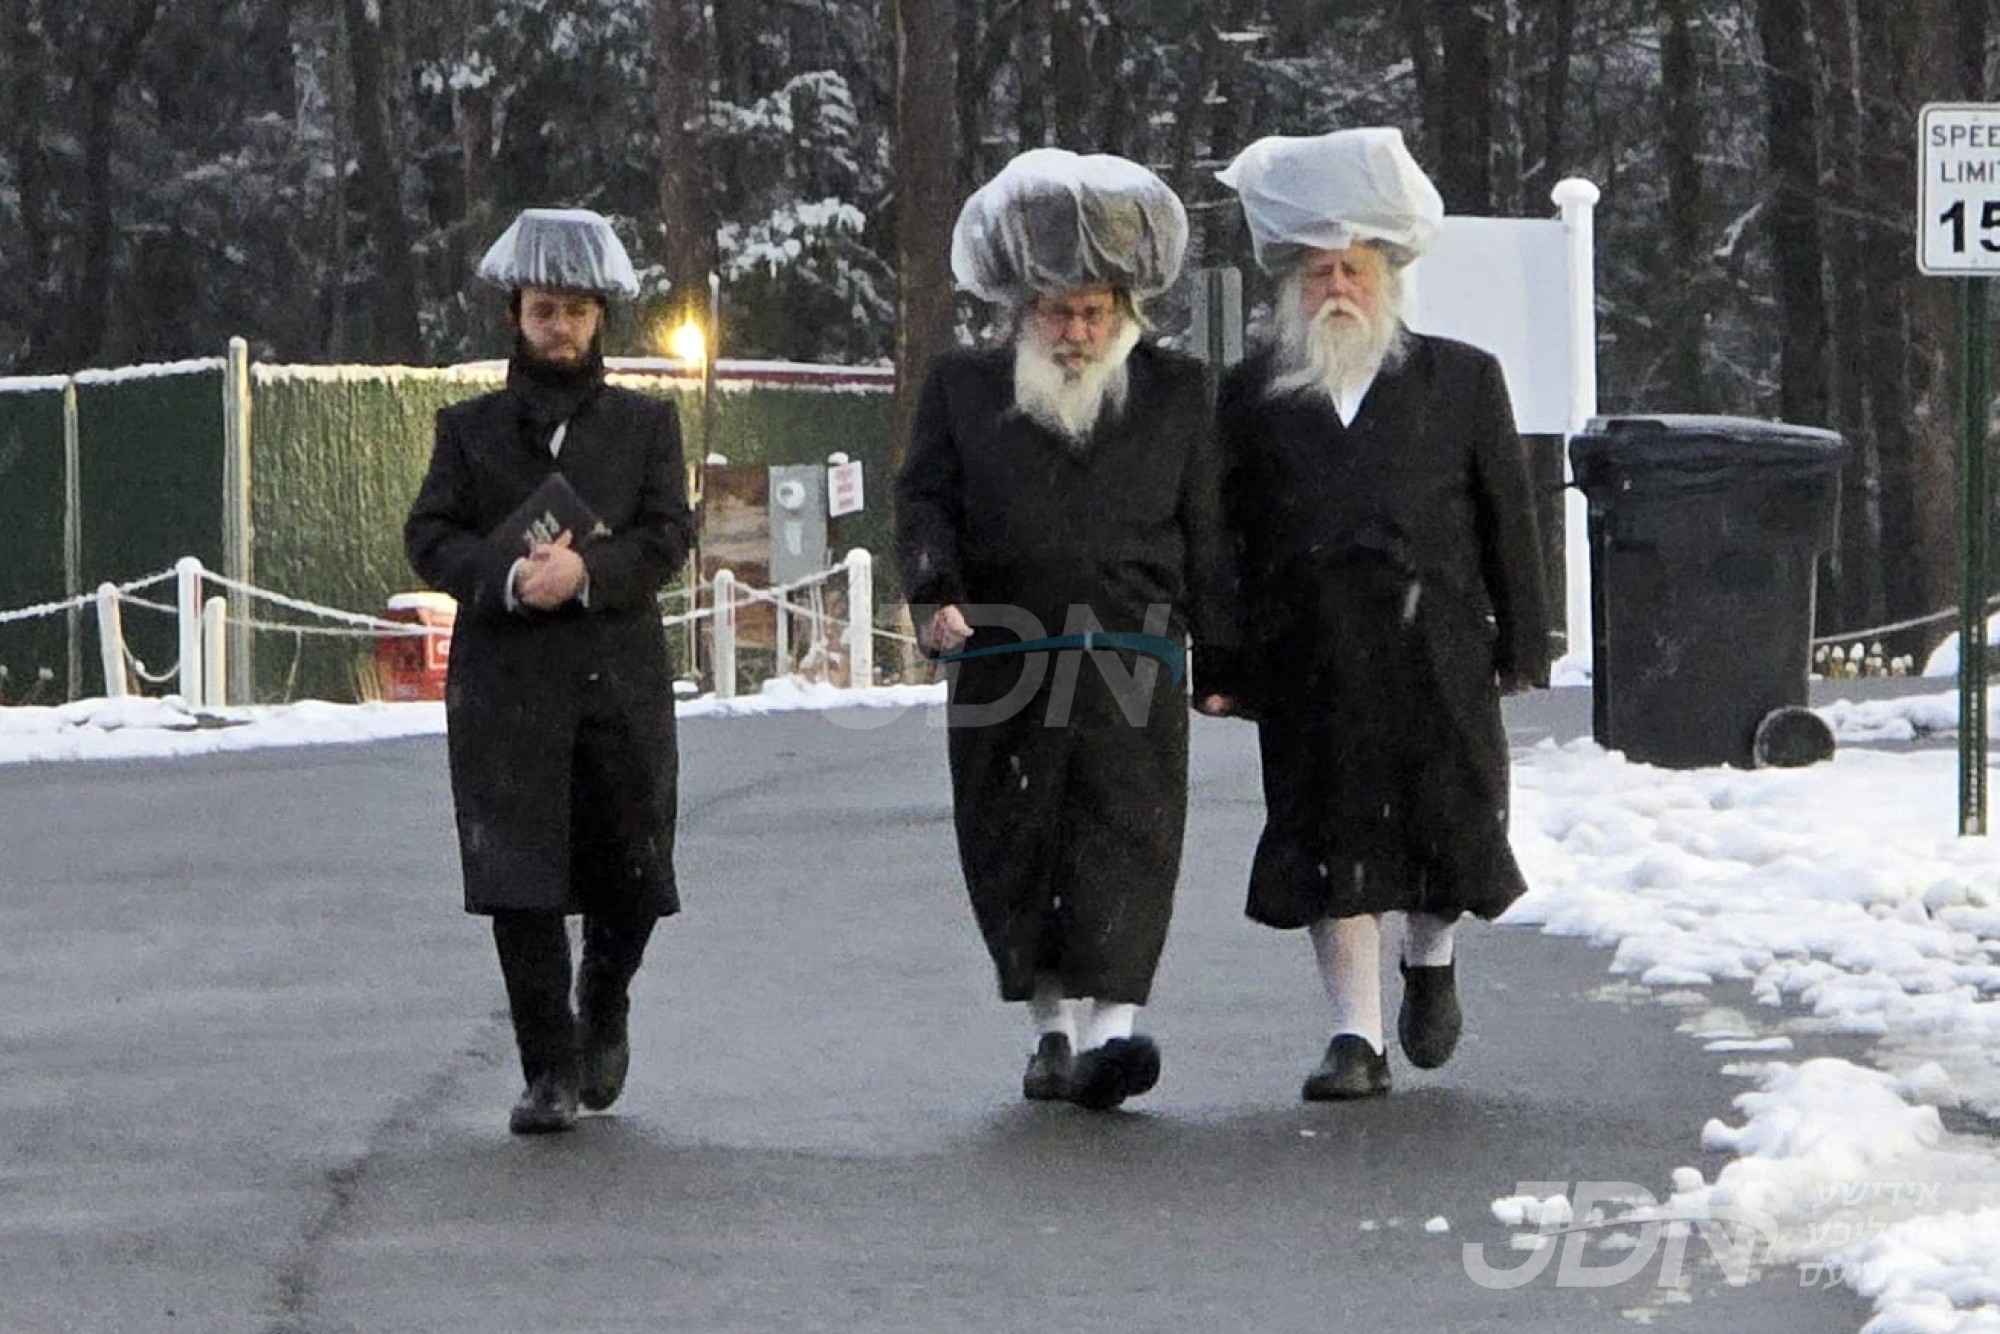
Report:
951,148,1189,303
477,208,640,298
1215,128,1444,274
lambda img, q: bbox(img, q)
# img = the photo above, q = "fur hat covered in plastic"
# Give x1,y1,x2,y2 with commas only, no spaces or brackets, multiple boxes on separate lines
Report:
1216,128,1444,273
477,208,640,299
951,148,1189,303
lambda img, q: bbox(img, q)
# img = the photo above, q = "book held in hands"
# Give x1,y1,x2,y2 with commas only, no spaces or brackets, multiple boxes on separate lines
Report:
490,473,612,554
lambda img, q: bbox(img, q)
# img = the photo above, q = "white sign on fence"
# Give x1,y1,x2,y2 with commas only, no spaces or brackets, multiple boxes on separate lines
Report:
827,460,864,517
1918,102,2000,275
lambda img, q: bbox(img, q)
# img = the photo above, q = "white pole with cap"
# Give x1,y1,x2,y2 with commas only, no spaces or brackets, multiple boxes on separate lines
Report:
1553,176,1601,670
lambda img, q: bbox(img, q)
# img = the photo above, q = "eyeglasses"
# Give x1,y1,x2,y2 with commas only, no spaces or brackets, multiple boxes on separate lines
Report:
1032,301,1119,334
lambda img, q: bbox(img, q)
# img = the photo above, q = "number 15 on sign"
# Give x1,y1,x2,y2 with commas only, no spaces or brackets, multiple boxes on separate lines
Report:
1920,103,2000,274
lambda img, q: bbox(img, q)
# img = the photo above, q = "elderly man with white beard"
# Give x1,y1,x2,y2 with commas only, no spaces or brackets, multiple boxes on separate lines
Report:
895,150,1238,1111
1205,129,1550,1100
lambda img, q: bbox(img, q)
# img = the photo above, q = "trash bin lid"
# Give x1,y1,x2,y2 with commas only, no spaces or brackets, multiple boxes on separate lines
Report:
1571,414,1847,474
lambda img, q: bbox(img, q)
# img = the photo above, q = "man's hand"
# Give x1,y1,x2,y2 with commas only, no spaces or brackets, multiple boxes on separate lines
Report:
1194,693,1240,718
924,604,973,655
1498,671,1538,697
514,531,587,611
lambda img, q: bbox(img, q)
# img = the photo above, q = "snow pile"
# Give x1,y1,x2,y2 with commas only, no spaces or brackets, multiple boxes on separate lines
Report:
1509,738,2000,1329
0,678,950,765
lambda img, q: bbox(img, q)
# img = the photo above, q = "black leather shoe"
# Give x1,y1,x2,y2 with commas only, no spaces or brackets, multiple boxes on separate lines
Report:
1068,1035,1161,1110
1022,1033,1074,1101
578,1015,630,1112
508,1070,581,1134
1397,960,1462,1069
1301,1034,1391,1101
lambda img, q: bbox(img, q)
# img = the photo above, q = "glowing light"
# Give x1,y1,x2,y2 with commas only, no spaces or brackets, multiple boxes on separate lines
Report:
667,320,706,367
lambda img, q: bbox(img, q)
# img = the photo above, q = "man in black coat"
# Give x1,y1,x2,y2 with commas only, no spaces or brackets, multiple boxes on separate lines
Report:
405,209,694,1134
1211,130,1550,1100
898,150,1238,1111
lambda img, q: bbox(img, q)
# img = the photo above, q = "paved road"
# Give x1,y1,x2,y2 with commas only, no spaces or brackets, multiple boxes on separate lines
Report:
0,701,1877,1333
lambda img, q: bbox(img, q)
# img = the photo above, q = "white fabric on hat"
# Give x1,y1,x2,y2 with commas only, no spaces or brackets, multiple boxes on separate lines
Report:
1216,127,1444,274
951,148,1188,303
477,208,640,298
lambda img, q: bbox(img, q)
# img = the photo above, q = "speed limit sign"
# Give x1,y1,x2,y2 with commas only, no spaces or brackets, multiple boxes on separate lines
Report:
1920,103,2000,274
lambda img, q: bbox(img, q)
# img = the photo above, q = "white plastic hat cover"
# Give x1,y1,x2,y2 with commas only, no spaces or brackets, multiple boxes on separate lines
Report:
476,208,640,298
951,148,1189,303
1215,128,1444,273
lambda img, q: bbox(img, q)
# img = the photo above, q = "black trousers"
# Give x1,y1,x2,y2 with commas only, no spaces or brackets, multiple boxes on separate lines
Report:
491,908,655,1083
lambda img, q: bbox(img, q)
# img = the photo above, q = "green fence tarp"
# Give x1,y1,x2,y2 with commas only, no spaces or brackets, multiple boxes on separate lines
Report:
0,381,69,703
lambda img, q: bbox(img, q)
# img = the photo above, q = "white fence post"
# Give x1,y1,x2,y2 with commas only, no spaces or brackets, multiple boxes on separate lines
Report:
713,568,737,700
201,596,228,708
95,583,127,699
845,548,873,689
1554,176,1602,669
774,588,791,674
176,557,204,706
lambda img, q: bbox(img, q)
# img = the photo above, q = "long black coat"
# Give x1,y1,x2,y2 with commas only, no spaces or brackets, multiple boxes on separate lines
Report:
404,379,693,917
1212,333,1549,929
896,342,1237,1004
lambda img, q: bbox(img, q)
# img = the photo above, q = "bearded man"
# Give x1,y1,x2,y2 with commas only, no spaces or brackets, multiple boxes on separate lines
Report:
406,209,693,1134
1209,129,1550,1100
895,150,1238,1111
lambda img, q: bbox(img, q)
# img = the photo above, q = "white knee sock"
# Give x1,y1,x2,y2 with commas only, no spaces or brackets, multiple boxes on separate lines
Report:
1028,973,1079,1044
1309,915,1383,1053
1077,1000,1138,1052
1401,912,1458,968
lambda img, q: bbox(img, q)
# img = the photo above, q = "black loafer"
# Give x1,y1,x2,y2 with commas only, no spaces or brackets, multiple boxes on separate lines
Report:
1397,961,1462,1069
1301,1034,1391,1101
509,1070,581,1135
578,1016,631,1112
1068,1035,1161,1110
1023,1032,1074,1101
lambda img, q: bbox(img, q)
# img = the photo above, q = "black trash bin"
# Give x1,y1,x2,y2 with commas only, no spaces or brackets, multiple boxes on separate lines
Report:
1569,415,1849,769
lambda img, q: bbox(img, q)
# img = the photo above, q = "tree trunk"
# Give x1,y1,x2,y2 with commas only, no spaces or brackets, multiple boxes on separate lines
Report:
891,0,959,468
1051,0,1090,146
1436,1,1496,213
342,0,424,362
1528,0,1577,202
1659,0,1708,410
1758,0,1829,425
1814,0,1884,631
1399,0,1442,159
3,0,55,368
655,0,717,325
1094,14,1131,158
1017,0,1048,149
955,0,984,197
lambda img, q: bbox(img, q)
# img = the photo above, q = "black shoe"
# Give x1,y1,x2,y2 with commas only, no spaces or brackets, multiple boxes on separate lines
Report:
1022,1033,1074,1101
508,1070,580,1135
1301,1034,1391,1101
577,1014,630,1112
1397,960,1462,1069
1067,1035,1161,1111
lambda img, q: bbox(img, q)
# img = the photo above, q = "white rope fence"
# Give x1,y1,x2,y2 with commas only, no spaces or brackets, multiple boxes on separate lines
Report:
0,549,910,706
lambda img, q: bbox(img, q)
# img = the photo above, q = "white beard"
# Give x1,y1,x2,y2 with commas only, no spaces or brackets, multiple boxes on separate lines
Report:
1267,275,1409,406
1012,319,1141,442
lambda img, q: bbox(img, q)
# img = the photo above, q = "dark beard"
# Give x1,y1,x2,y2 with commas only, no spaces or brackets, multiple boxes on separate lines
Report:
507,332,607,427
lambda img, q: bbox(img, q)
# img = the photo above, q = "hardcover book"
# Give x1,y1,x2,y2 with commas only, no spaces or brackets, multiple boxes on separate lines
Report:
489,473,611,554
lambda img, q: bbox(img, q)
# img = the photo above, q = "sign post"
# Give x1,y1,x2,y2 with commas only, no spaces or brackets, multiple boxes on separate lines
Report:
1919,103,1997,835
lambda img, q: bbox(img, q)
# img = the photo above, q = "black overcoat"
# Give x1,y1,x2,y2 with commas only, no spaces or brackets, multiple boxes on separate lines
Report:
404,379,693,917
895,342,1238,1003
1213,332,1549,929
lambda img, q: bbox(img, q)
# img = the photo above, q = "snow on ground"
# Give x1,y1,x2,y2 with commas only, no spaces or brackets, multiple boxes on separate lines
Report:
2,679,1997,1330
1501,697,2000,1332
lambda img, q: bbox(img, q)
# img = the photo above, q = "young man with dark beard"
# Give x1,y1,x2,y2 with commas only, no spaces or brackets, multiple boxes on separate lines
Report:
405,209,694,1134
896,150,1239,1110
1208,129,1550,1100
